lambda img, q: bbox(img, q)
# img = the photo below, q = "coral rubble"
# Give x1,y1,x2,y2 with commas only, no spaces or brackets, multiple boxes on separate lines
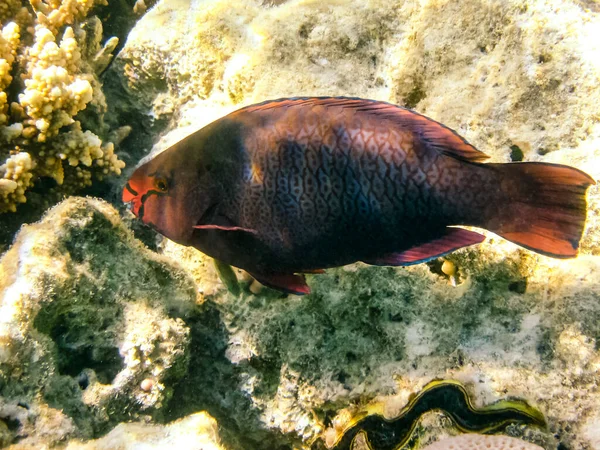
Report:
0,0,125,214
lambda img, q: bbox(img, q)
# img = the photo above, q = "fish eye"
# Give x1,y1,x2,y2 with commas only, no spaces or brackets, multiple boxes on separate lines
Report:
154,177,168,192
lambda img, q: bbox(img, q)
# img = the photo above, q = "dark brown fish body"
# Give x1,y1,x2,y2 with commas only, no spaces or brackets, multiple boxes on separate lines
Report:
123,97,594,294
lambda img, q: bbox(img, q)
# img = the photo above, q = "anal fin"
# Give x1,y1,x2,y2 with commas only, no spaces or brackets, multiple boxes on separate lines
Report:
362,228,485,266
249,272,311,295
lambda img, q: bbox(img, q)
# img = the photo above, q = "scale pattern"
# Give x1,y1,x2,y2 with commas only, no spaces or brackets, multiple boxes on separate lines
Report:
233,98,497,254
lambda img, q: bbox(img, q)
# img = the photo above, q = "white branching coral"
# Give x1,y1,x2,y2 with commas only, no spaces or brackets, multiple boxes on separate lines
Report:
0,0,123,214
30,0,108,34
0,0,23,25
0,22,19,126
20,25,93,141
37,122,124,184
0,152,34,212
94,141,125,179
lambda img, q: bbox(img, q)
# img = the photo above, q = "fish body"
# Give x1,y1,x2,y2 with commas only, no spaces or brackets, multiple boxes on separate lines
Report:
123,97,594,294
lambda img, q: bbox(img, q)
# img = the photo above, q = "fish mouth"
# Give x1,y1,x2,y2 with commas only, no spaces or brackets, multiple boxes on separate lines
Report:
122,182,138,203
122,182,143,216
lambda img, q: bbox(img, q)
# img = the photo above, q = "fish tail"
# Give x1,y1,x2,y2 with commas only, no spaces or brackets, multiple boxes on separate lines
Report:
483,162,595,258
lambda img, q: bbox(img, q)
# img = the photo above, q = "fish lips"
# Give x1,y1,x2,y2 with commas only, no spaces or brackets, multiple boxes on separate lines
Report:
122,182,142,215
122,164,154,217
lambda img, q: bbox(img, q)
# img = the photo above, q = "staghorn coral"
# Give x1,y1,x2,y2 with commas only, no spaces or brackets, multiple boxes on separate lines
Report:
0,0,124,215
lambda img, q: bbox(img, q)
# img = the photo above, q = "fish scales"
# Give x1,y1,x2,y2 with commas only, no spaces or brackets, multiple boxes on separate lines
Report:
236,101,490,256
123,97,594,294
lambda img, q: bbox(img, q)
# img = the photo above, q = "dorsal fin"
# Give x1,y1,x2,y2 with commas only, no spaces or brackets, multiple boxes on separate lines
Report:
230,97,489,163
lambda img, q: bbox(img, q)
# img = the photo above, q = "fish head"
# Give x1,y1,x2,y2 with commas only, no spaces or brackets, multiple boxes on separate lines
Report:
123,121,244,245
122,139,213,245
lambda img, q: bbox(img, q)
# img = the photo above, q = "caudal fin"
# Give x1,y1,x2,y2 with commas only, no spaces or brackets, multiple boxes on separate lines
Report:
485,163,595,258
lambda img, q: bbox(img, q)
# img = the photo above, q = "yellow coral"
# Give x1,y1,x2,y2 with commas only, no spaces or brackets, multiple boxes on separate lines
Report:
0,0,123,214
94,141,126,179
0,0,22,26
0,22,19,126
0,152,34,213
30,0,108,35
20,25,93,141
37,122,125,185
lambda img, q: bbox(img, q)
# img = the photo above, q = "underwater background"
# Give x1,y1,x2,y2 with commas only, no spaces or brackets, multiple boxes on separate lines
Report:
1,0,600,449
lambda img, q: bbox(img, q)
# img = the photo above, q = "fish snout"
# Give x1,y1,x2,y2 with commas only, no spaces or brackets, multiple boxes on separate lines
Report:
122,181,137,203
122,181,143,216
122,165,154,217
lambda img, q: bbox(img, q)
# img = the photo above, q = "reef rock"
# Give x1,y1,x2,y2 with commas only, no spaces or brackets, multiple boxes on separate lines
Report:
104,0,600,449
0,197,194,447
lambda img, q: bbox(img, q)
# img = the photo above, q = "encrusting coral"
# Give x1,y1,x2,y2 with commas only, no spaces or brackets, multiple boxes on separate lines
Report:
0,0,124,214
0,197,194,447
420,434,543,450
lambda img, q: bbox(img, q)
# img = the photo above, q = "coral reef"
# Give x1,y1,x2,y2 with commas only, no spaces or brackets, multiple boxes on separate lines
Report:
158,246,599,449
0,197,194,446
100,0,600,448
0,0,125,215
1,0,599,449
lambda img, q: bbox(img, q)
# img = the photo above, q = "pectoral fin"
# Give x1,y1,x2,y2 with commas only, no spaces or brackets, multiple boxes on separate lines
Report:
362,228,485,266
213,259,240,296
193,224,258,234
249,272,311,295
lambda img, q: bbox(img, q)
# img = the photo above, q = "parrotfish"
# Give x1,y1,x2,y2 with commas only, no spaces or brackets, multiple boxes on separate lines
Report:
123,97,595,295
